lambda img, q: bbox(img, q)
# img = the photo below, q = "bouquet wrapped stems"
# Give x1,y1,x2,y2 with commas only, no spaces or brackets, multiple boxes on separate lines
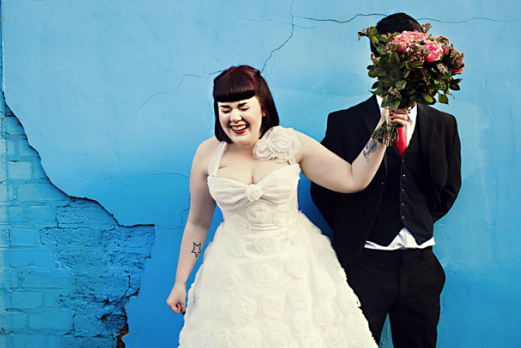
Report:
371,108,399,146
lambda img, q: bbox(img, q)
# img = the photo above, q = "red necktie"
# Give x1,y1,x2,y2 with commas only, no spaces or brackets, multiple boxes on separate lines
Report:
394,126,407,157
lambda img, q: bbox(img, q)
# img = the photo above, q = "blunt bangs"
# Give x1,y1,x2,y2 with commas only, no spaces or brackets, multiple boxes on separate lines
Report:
213,70,256,103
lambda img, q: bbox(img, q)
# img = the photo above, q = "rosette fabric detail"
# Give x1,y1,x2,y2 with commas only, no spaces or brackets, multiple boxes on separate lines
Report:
253,126,301,163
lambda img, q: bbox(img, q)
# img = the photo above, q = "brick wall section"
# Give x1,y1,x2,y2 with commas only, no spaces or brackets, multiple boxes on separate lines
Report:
0,106,155,348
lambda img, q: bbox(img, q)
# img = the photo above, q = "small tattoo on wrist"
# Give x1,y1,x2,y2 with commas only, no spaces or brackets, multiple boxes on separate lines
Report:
363,140,377,162
192,243,202,258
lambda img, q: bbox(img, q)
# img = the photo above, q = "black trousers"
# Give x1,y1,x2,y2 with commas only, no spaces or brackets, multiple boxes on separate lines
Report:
346,247,445,348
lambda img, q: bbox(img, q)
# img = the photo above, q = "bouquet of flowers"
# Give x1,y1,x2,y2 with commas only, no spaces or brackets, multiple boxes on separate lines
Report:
358,24,465,145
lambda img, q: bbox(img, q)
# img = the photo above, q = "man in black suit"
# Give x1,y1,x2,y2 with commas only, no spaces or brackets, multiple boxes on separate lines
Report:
310,13,461,348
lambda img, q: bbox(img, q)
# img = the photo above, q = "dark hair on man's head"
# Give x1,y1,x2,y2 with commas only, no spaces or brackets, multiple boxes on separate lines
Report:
371,13,423,56
213,65,279,143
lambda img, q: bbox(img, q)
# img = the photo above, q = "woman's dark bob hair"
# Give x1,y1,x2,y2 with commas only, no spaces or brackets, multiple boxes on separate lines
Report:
213,65,280,143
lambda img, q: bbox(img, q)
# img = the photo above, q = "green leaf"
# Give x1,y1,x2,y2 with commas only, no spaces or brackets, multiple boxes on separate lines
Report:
368,71,379,78
391,101,400,110
390,52,400,64
449,83,461,91
381,98,391,108
382,78,394,87
403,69,411,78
413,61,424,68
420,93,434,104
438,94,449,104
407,88,416,95
371,36,379,44
395,80,407,90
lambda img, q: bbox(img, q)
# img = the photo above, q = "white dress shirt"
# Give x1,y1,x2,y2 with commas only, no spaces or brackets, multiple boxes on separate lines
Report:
364,96,435,250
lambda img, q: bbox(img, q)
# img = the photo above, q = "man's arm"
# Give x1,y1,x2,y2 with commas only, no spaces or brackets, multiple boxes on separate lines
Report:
433,117,462,221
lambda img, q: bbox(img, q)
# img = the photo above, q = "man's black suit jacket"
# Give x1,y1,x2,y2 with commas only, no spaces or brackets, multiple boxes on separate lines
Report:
310,96,461,268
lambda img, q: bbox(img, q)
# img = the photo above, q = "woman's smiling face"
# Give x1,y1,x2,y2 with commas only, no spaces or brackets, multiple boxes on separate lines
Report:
218,96,265,146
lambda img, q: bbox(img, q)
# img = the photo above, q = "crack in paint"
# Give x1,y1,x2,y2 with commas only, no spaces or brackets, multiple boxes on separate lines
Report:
296,13,386,24
417,17,521,23
261,0,296,74
132,74,202,117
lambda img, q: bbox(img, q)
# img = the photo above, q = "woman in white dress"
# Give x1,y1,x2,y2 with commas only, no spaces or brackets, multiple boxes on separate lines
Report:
166,65,407,348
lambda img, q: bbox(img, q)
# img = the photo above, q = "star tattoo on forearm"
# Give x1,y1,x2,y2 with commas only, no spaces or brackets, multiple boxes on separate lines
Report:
191,242,202,258
363,139,377,162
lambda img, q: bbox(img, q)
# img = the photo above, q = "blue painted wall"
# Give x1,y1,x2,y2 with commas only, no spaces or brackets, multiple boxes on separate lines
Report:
2,0,521,347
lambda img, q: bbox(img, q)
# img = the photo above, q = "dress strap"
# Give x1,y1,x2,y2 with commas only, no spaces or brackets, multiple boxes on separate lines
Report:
207,142,228,177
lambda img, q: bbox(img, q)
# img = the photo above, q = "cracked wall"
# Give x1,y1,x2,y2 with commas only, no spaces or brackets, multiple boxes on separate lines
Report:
2,1,521,347
0,108,155,347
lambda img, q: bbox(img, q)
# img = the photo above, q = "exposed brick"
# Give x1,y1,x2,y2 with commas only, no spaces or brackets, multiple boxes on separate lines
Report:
123,225,155,248
0,228,9,247
2,113,155,345
73,314,102,337
10,271,21,289
31,161,48,180
3,116,25,135
7,161,32,180
57,202,116,227
11,291,42,309
10,333,58,347
0,183,7,204
0,289,11,308
0,333,7,347
0,140,6,182
17,182,66,202
0,270,11,289
41,227,101,248
7,206,24,223
10,228,40,247
57,336,115,348
6,311,28,330
28,310,73,331
17,138,39,158
10,249,56,268
27,206,57,225
21,270,71,289
42,289,71,308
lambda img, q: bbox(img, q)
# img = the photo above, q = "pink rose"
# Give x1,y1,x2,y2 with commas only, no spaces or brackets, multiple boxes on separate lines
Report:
425,41,443,62
393,36,409,53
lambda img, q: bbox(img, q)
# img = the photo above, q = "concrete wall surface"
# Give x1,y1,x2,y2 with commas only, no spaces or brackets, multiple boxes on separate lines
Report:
2,0,521,347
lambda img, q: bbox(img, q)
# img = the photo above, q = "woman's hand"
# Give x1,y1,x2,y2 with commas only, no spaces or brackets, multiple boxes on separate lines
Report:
383,106,409,128
166,283,187,315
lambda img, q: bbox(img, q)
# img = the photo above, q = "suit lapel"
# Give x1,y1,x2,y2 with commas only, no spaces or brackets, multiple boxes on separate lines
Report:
361,95,381,134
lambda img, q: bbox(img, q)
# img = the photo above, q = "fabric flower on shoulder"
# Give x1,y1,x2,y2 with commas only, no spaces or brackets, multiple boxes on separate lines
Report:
253,126,301,163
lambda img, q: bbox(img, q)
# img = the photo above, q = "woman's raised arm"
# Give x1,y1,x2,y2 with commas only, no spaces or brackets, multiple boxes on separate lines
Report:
297,108,407,193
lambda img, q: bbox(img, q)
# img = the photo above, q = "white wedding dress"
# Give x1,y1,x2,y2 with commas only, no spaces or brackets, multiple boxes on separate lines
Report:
178,127,377,348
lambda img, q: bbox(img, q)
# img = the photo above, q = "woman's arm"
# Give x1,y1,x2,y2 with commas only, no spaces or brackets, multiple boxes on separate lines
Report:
298,108,407,193
166,140,217,314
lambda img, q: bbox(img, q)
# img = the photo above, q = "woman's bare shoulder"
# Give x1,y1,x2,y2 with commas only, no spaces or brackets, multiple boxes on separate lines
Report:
192,137,222,169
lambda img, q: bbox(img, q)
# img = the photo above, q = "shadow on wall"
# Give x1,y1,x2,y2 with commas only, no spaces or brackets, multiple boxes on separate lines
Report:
1,106,155,348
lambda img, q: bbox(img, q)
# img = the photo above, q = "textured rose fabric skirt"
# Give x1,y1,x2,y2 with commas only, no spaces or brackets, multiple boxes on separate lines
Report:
178,212,377,348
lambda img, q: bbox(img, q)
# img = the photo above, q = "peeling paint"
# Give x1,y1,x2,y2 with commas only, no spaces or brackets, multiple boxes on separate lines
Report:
1,109,155,347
